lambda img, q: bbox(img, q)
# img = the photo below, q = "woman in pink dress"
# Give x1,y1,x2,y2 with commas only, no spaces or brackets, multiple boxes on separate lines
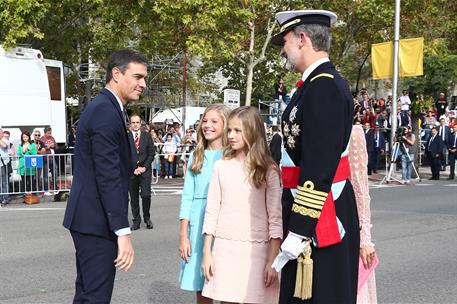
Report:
201,106,282,304
349,120,378,304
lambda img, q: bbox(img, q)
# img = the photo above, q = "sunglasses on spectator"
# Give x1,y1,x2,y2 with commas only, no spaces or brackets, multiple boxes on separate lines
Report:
34,134,41,136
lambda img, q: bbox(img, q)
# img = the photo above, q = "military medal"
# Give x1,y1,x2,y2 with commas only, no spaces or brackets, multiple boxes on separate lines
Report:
283,123,290,137
289,106,298,122
291,123,300,136
287,136,296,148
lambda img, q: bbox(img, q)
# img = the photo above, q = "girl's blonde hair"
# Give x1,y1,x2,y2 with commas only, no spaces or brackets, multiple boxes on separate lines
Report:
190,104,231,174
223,106,279,188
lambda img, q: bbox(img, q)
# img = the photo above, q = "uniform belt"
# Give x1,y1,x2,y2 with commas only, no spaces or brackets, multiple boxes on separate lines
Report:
281,155,350,189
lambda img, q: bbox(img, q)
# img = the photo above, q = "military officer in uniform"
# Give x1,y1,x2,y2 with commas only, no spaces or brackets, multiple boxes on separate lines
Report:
270,10,360,303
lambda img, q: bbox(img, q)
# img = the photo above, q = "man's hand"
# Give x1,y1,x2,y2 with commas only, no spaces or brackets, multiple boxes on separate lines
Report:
114,235,134,271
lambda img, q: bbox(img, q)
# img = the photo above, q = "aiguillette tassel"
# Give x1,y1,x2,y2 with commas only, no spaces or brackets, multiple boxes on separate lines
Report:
301,241,313,300
293,254,304,299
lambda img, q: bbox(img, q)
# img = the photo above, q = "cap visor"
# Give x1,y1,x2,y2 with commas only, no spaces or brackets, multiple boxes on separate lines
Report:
271,33,284,46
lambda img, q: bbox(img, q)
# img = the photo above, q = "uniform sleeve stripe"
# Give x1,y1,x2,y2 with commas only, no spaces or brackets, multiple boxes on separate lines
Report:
310,73,334,82
294,198,323,210
295,193,325,206
297,185,328,198
296,190,327,202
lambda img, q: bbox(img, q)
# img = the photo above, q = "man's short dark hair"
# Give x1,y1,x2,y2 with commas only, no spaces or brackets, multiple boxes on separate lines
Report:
105,49,148,84
44,126,52,132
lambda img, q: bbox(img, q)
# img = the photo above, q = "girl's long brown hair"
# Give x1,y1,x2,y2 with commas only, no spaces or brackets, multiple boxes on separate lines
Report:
223,106,279,188
190,104,231,174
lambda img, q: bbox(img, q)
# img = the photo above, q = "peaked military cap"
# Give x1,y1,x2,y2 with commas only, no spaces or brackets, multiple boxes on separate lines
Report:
271,10,337,46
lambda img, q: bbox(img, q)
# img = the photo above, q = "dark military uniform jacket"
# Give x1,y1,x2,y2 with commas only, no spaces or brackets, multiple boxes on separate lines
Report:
281,60,355,240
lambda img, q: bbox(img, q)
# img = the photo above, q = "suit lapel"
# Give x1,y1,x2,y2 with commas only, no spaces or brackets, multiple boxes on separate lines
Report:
100,88,133,163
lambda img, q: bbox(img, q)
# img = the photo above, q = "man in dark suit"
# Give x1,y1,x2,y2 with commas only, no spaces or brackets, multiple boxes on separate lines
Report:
426,127,444,180
364,123,375,175
63,49,148,303
269,125,282,165
372,125,385,173
447,125,457,179
128,114,155,230
271,10,359,304
438,118,451,170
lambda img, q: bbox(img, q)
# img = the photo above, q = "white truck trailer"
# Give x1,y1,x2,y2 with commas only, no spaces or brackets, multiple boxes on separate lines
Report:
0,46,67,144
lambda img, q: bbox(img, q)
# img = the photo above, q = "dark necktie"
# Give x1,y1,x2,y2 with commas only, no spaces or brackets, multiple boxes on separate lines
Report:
428,136,435,150
123,108,129,126
134,132,140,151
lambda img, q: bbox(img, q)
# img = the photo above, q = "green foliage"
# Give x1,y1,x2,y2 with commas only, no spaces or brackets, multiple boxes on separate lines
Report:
0,0,49,48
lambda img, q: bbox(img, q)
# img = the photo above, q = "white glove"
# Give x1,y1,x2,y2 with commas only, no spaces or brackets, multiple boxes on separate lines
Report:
281,233,307,259
271,233,308,272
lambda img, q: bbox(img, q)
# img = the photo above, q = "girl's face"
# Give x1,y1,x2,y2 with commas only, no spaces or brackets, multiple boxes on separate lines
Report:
22,134,30,142
227,116,246,151
167,135,172,142
201,110,224,142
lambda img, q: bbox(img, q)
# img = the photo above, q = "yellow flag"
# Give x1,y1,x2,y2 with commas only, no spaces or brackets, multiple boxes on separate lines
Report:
371,41,393,80
399,37,424,77
371,37,424,79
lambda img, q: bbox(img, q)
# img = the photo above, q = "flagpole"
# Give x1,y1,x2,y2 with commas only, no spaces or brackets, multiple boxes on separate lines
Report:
391,0,401,144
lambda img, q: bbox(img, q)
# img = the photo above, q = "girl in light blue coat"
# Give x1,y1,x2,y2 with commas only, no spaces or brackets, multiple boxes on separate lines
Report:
179,104,231,304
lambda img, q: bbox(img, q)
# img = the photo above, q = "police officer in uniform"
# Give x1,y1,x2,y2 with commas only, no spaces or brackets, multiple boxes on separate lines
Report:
270,10,360,303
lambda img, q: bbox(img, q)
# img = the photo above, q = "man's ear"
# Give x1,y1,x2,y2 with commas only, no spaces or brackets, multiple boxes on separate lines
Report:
111,67,121,82
298,31,309,48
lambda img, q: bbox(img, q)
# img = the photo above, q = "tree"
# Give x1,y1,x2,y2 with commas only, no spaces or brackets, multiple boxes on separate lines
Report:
0,0,49,49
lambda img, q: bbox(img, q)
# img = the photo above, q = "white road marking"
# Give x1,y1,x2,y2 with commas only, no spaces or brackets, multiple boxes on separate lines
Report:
0,207,65,211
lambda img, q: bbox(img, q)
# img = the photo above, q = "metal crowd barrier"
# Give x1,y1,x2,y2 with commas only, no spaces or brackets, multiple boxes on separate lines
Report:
0,153,73,197
152,143,192,184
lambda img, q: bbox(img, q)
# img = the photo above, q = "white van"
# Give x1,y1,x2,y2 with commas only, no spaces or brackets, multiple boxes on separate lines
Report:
0,46,67,144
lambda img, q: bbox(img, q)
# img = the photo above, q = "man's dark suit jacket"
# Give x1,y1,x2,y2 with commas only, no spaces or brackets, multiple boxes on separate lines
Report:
448,132,457,150
365,129,375,152
373,130,385,150
128,131,155,172
426,135,444,157
269,133,282,164
63,88,136,239
438,125,451,144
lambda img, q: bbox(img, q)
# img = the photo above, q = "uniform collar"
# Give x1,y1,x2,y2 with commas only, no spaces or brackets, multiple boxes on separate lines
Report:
301,57,330,82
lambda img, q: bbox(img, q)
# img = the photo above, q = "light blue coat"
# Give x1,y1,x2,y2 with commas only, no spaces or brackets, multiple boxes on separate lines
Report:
179,150,223,291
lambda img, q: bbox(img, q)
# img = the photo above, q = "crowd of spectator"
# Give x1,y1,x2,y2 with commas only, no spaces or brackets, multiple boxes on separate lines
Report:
352,88,456,182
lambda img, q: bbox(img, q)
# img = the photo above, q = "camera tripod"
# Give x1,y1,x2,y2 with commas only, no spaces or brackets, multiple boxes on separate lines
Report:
380,141,421,184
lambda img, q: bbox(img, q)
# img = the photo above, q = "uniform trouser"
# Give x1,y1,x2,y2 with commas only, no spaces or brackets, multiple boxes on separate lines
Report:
449,151,456,177
129,170,152,225
70,231,117,304
279,184,360,304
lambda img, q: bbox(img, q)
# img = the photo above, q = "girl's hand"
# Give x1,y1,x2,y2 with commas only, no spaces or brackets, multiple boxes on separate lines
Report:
201,251,214,281
360,245,376,269
179,236,192,263
264,263,278,287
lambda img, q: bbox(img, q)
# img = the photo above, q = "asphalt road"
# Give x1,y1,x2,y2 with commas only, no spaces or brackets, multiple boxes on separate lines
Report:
0,179,456,304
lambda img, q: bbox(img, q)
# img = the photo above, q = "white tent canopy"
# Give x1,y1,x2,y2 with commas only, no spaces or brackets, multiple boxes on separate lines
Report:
151,106,205,130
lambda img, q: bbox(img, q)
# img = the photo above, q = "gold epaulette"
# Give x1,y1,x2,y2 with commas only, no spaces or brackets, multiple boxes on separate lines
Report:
310,73,334,82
